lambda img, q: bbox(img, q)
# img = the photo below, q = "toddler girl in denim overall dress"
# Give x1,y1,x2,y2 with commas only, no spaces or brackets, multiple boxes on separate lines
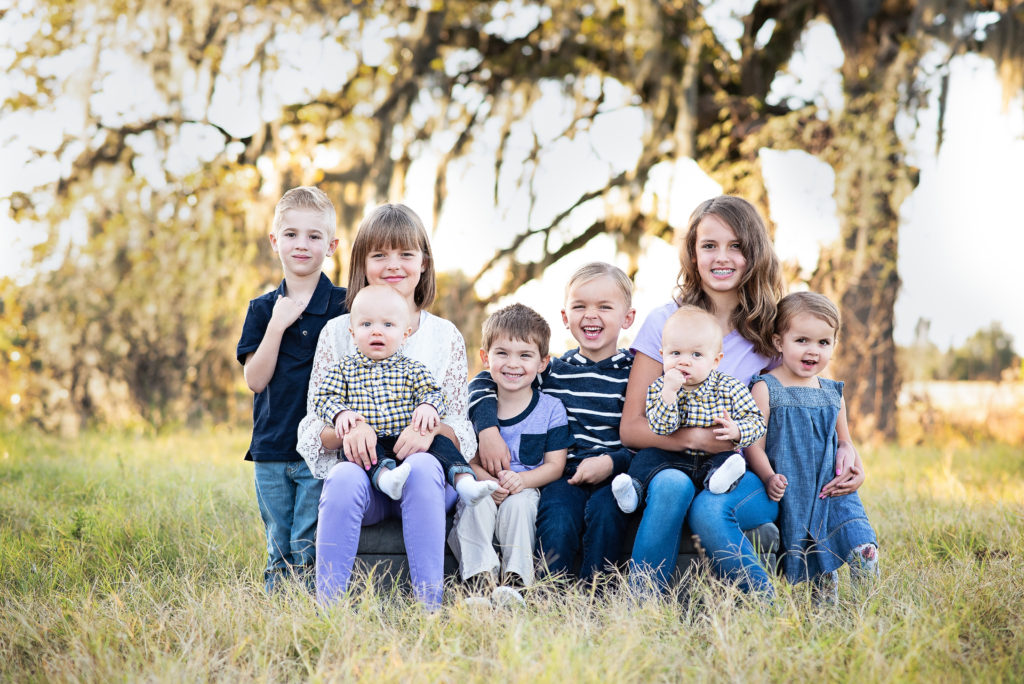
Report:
745,292,878,600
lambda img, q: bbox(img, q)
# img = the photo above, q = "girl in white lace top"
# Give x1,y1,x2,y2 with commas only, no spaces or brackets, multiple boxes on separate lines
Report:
296,203,476,610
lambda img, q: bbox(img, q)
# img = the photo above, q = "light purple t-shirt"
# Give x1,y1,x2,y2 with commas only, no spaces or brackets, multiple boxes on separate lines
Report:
631,301,774,387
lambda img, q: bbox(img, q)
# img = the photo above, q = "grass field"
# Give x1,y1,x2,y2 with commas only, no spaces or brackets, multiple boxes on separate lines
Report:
0,425,1021,682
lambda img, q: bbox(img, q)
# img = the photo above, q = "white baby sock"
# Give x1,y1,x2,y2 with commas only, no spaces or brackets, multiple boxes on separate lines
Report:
377,462,411,500
455,477,499,505
612,473,639,513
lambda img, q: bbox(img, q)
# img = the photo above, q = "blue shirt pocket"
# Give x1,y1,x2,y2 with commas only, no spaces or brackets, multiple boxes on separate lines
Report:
518,433,546,467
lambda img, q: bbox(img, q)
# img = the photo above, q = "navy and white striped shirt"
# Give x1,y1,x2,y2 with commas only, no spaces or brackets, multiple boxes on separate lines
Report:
468,348,634,475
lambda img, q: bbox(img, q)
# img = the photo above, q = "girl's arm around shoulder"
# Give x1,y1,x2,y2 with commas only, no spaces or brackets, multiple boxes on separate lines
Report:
820,396,866,497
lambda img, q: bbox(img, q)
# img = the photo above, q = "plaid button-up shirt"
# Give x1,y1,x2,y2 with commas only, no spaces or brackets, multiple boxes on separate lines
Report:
313,350,446,436
646,369,765,456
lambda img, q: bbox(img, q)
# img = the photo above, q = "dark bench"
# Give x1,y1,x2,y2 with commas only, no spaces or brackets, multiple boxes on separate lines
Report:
354,513,778,585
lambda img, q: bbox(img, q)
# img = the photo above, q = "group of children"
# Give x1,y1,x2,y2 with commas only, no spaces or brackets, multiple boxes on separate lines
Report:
238,185,878,604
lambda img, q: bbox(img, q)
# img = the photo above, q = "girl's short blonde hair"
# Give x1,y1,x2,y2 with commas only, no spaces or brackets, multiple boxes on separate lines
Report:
346,204,436,311
775,292,841,338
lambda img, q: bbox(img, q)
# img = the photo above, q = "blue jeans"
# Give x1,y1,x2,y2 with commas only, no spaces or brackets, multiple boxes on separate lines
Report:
688,471,779,594
536,475,628,581
254,460,323,592
628,466,696,592
629,453,777,595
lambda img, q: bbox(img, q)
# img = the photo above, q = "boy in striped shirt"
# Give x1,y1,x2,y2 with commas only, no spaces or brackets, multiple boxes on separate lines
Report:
470,263,637,581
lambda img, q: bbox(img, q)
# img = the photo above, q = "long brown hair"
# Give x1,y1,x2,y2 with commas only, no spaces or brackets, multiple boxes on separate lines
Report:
674,195,783,357
346,204,437,311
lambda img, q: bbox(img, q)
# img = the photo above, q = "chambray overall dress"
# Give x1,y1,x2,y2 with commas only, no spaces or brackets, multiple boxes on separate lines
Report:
751,374,877,584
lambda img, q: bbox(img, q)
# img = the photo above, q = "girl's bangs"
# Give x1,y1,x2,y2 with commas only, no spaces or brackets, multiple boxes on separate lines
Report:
368,217,424,253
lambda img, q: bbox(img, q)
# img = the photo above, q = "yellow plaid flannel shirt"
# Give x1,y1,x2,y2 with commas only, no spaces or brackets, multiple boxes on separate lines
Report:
645,369,765,457
314,350,446,436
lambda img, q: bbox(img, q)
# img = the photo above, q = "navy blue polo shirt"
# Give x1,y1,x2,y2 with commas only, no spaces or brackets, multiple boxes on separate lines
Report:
237,273,347,462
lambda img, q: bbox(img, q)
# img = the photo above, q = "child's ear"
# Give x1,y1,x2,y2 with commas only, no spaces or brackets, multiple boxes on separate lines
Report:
539,354,551,373
560,309,570,329
404,326,413,339
268,232,280,253
772,334,782,353
622,307,636,330
326,237,339,257
713,351,724,367
478,348,490,369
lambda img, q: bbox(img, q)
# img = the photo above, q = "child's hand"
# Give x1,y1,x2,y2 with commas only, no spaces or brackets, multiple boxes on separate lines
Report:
491,485,510,505
334,411,364,440
497,469,524,495
713,411,740,443
341,422,377,470
663,368,685,394
394,424,433,460
820,463,864,498
567,454,613,485
269,294,306,330
765,473,788,501
477,427,511,477
411,404,440,434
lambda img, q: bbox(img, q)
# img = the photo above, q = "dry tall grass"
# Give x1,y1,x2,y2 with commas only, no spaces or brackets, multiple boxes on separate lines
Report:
0,425,1021,682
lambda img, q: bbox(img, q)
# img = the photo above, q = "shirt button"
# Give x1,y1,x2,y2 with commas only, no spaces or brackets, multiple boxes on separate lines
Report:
302,330,308,336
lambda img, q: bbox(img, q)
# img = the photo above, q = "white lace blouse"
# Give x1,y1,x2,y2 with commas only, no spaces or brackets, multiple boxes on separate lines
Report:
297,310,477,479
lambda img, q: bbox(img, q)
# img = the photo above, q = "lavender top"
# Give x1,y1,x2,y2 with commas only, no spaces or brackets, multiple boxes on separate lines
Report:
631,301,774,387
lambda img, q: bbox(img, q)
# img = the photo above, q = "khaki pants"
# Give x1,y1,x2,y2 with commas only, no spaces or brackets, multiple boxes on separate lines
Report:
447,487,541,586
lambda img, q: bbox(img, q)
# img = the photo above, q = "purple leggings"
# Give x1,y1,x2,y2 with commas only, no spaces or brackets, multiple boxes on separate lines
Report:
315,452,457,610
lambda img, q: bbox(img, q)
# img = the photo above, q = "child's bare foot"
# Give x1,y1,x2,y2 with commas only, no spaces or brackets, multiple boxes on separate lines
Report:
377,462,411,500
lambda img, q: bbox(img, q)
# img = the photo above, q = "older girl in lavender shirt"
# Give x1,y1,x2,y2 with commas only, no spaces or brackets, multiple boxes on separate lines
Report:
620,195,862,595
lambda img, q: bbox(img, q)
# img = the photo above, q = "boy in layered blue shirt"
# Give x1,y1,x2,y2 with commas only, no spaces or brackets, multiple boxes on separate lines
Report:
470,263,637,581
237,186,347,592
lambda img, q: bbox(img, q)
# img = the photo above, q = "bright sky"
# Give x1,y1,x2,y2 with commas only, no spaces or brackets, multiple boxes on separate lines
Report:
1,7,1022,353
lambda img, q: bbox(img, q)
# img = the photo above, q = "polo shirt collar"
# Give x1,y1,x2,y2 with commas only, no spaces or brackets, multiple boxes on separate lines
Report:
274,273,335,316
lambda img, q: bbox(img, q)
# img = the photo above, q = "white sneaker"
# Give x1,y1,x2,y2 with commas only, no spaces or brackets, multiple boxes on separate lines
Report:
707,453,746,494
491,585,525,608
462,596,492,609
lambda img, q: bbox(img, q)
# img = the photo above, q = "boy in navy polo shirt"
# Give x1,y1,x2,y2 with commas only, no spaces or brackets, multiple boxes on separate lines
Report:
237,186,347,592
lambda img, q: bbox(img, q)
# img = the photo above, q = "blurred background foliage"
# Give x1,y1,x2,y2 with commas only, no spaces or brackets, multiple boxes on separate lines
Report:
0,0,1021,438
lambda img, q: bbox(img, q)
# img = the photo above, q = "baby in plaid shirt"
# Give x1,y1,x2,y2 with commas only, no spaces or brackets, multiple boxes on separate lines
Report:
612,305,766,513
313,285,497,504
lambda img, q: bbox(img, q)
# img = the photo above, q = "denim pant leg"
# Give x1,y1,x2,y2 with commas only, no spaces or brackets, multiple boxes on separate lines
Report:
579,480,629,581
288,460,323,569
536,476,588,577
688,471,779,595
368,436,399,491
626,447,699,504
254,462,295,591
629,467,697,593
428,435,474,486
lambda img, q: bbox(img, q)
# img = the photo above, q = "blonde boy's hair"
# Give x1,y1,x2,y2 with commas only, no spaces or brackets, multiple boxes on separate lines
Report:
273,186,337,239
481,304,551,358
347,204,436,311
564,262,633,308
665,304,724,352
775,292,841,338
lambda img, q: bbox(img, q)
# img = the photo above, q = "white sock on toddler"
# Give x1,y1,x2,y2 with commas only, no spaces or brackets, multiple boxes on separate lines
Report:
707,453,746,494
377,462,411,500
455,477,499,505
612,473,639,513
